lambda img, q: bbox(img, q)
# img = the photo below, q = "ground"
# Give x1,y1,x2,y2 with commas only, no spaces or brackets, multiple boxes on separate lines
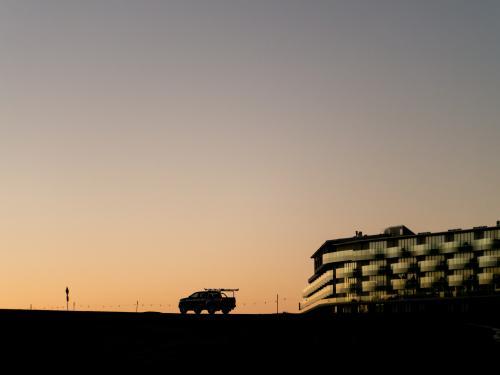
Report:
0,309,498,370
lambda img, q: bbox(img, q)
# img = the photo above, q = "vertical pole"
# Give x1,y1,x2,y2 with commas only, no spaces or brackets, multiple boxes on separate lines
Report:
136,300,139,313
66,287,69,311
276,294,279,315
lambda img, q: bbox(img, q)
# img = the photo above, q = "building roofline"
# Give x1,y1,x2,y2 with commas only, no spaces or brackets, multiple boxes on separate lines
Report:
310,224,500,258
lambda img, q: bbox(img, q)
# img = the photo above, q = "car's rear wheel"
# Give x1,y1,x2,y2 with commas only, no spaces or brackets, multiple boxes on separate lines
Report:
208,308,216,315
194,308,202,315
222,309,230,314
180,307,187,314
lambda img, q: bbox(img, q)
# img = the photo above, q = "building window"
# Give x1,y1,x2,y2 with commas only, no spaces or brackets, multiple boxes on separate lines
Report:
417,236,426,245
445,232,454,242
314,255,322,271
474,231,484,240
387,239,398,248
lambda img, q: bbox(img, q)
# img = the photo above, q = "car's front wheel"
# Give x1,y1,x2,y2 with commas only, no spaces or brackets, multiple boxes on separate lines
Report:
194,308,202,315
180,307,187,314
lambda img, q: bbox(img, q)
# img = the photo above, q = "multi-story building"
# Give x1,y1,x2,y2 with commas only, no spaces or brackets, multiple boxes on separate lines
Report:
300,222,500,314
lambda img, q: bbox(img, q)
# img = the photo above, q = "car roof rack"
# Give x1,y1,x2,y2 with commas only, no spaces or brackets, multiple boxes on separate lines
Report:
204,288,239,292
204,288,239,297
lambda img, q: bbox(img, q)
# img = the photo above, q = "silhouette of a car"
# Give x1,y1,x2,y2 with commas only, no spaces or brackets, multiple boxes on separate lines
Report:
179,289,238,314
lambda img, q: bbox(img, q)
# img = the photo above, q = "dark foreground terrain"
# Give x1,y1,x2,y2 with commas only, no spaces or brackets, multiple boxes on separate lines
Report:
0,308,498,370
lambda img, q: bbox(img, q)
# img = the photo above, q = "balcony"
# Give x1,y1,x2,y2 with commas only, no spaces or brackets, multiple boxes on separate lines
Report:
335,283,346,294
391,279,407,290
299,297,338,313
391,262,416,274
352,249,374,261
361,264,386,276
362,280,387,292
473,238,499,251
478,273,496,285
448,274,465,287
386,246,403,259
300,285,334,309
336,266,356,279
419,259,443,272
302,270,334,298
478,255,499,269
411,244,434,256
323,250,354,264
440,241,461,254
362,281,376,292
369,248,386,259
420,275,443,289
447,255,473,270
336,281,358,294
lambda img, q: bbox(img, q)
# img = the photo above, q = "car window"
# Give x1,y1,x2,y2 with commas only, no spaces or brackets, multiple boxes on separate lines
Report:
190,292,199,298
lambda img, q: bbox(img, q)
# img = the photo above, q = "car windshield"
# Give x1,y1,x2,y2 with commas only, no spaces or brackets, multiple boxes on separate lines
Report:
189,292,199,298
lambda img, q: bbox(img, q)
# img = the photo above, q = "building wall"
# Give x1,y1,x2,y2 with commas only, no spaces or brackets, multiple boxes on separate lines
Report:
300,227,500,313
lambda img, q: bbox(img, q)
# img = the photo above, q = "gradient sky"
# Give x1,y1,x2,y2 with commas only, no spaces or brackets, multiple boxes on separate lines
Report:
1,0,499,313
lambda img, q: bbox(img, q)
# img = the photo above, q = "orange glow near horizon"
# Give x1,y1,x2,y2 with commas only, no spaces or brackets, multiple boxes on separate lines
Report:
1,1,500,313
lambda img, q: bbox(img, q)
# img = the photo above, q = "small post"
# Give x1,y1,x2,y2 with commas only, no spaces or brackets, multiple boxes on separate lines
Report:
136,300,139,313
276,293,279,315
66,287,70,311
73,302,76,311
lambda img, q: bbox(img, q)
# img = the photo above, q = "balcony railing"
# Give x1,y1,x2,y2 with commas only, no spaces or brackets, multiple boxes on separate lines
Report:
361,264,386,276
473,238,499,251
335,283,347,294
302,270,334,298
323,250,354,264
336,266,357,279
478,273,495,285
447,255,473,270
300,285,334,309
335,281,358,294
391,262,416,274
420,275,443,289
478,255,499,269
362,280,387,292
440,241,461,254
391,279,407,290
385,246,403,259
369,248,386,259
411,244,434,257
419,259,443,272
352,249,375,261
448,274,465,287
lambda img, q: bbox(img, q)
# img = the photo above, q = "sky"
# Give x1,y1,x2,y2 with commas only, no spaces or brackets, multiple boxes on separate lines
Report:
0,0,499,313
